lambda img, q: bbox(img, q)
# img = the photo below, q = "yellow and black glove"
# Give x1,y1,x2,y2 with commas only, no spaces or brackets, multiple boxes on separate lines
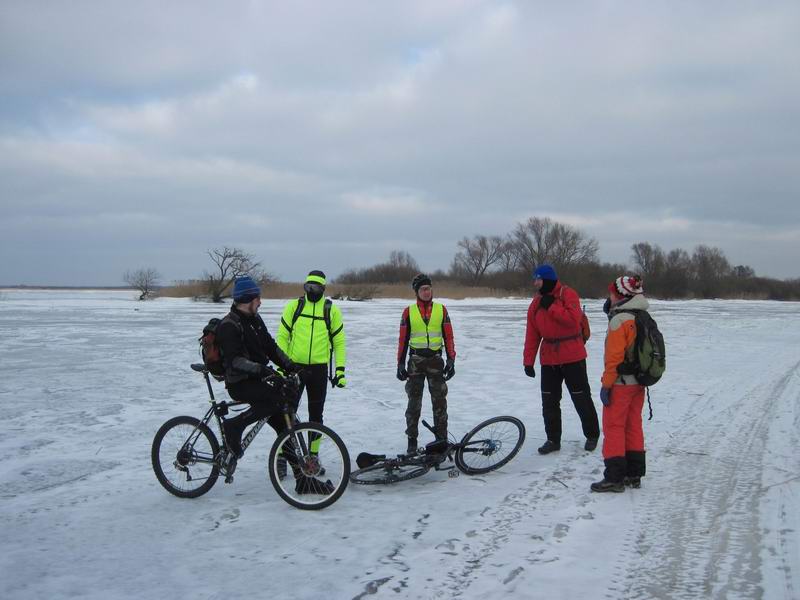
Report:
332,366,347,388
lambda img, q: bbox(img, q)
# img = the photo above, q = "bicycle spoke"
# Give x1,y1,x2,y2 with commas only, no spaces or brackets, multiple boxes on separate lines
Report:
456,417,525,475
268,423,350,510
152,416,221,498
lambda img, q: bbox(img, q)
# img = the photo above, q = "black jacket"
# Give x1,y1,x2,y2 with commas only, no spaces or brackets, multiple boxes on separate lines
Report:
216,305,292,385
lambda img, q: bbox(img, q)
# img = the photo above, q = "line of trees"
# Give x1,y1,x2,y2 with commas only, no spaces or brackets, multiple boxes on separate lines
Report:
337,216,800,300
129,219,800,301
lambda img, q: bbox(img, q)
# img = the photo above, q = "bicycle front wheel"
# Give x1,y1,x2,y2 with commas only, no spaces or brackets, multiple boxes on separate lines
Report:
350,460,429,485
152,415,220,498
455,416,526,475
268,422,350,510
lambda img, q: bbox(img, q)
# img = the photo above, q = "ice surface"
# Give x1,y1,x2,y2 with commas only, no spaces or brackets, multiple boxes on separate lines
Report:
1,290,798,599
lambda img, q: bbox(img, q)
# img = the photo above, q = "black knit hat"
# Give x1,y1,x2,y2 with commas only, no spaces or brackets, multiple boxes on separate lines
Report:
412,273,432,292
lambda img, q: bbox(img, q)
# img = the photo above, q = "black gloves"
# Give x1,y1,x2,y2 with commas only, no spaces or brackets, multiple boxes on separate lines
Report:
261,363,277,378
524,365,536,378
443,358,455,381
396,363,408,381
332,366,346,388
602,297,611,316
539,294,555,309
282,360,299,374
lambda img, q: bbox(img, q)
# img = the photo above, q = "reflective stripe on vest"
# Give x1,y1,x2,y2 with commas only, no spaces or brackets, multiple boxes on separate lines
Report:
409,303,444,351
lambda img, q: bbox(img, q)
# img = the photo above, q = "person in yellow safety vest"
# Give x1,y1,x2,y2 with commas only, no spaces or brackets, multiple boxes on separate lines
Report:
396,273,456,454
276,270,346,462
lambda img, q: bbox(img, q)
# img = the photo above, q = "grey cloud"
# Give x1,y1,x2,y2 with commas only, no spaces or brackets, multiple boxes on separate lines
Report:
1,0,799,285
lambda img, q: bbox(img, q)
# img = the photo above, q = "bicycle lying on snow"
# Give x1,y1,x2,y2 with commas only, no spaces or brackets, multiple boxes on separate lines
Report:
151,363,350,510
350,416,526,484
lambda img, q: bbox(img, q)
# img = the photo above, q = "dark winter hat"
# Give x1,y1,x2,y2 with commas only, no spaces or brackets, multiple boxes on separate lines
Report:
232,275,261,303
412,273,432,292
609,275,643,297
533,264,557,281
305,270,326,285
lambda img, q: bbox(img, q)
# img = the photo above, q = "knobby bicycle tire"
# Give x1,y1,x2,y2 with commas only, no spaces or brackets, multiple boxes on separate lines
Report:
455,416,526,475
267,422,350,510
152,415,221,498
350,460,430,485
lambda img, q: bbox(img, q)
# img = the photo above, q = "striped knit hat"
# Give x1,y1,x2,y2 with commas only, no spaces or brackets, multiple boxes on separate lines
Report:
610,275,643,297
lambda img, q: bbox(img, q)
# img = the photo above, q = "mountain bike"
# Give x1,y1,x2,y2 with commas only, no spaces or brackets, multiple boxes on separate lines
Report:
151,364,350,510
350,416,525,484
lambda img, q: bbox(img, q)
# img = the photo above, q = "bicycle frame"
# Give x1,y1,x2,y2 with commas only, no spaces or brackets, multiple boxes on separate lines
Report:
359,421,501,473
189,368,310,467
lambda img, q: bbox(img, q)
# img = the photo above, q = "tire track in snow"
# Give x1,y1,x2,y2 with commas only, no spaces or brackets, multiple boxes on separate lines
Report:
623,360,800,600
349,464,589,599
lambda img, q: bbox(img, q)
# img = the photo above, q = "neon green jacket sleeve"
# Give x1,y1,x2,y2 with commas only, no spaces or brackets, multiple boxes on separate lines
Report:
329,304,346,369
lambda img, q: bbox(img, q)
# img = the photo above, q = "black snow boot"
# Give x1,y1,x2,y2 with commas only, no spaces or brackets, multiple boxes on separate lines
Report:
590,479,625,493
537,440,561,455
407,437,418,454
295,476,335,495
584,437,599,452
623,476,641,489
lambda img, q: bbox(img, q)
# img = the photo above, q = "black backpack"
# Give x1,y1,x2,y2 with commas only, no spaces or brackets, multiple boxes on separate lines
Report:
290,297,333,340
617,309,666,387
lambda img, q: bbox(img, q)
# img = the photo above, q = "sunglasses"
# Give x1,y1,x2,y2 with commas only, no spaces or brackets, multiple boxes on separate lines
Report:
304,282,325,295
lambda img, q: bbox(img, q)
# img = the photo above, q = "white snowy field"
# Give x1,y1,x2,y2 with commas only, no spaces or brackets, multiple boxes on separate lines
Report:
0,290,798,600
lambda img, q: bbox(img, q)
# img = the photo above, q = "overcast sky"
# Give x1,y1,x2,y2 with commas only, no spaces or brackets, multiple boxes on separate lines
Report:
1,1,799,286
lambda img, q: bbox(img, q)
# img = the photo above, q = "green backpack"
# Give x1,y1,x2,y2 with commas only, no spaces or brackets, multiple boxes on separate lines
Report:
617,309,666,386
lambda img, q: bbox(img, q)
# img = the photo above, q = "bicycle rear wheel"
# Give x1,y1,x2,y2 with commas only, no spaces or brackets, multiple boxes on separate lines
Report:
455,416,526,475
350,460,430,485
268,422,350,510
152,415,220,498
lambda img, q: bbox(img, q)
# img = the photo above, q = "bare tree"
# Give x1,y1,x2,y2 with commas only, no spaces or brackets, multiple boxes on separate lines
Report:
497,235,519,272
336,250,420,284
203,247,261,303
388,250,419,272
659,248,692,297
124,267,161,300
691,245,731,298
511,216,599,275
452,235,505,285
732,265,755,279
630,242,666,281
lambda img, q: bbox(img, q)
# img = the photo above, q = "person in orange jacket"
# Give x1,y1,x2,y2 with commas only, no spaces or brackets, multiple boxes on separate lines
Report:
591,275,648,493
523,264,599,454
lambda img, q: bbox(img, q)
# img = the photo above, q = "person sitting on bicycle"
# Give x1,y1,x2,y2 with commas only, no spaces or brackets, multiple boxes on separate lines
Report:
396,273,456,454
216,275,334,495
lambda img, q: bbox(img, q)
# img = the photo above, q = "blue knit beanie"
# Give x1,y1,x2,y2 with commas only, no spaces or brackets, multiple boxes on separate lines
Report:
533,264,557,281
232,276,261,303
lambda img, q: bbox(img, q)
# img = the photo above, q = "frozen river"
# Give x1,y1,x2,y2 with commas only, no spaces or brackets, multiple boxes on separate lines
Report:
1,290,799,599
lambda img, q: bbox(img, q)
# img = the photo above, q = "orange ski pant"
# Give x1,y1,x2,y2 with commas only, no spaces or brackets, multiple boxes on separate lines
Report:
601,384,645,459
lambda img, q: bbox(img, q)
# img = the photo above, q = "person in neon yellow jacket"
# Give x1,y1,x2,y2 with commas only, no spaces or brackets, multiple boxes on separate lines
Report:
276,270,346,455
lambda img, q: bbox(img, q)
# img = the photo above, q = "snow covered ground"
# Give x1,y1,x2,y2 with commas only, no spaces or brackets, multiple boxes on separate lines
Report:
1,290,798,600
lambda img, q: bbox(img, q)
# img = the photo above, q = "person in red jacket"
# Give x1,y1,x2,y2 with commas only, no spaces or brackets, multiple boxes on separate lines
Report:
523,264,599,454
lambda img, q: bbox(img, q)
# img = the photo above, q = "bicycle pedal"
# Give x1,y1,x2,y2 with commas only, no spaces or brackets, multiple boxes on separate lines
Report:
448,468,460,478
224,474,234,484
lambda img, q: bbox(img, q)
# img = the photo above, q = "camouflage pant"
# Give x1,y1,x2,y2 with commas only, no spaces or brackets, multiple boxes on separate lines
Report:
404,354,448,440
